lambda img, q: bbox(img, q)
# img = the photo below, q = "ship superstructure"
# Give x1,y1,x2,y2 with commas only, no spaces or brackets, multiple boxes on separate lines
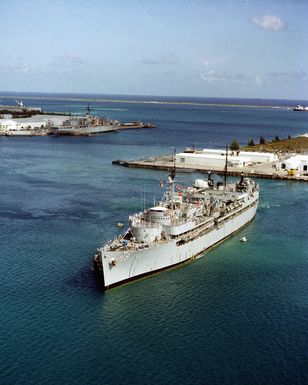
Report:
93,168,259,290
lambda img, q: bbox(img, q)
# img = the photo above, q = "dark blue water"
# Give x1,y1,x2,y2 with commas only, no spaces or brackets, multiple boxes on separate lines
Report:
0,94,308,385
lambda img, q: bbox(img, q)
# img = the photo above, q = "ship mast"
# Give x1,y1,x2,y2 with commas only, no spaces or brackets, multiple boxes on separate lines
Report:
224,144,228,187
171,147,176,181
169,147,176,207
86,102,91,116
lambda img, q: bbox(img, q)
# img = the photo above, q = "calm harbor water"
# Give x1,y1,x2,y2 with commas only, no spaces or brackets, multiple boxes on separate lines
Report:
0,94,308,385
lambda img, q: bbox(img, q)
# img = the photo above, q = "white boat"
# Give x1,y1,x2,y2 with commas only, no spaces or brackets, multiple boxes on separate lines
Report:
293,104,308,112
93,162,259,290
4,129,34,136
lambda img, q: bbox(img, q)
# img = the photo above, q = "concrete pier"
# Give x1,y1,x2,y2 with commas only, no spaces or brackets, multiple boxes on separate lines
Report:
112,155,308,182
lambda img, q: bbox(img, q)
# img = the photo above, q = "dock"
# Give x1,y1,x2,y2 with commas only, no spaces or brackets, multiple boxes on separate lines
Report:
118,122,156,130
112,155,308,182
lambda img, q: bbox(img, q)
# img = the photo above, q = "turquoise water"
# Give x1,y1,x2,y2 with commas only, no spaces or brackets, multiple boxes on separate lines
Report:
0,95,308,385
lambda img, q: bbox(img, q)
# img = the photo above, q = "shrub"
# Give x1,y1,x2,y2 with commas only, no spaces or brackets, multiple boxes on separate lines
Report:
230,140,239,151
259,136,266,144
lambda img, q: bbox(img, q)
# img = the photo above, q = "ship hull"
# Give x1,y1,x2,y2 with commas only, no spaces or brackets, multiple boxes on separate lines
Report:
53,124,119,136
100,198,258,289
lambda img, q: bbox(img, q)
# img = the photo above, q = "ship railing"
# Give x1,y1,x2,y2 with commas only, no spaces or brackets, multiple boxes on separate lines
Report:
129,212,145,220
169,218,187,226
130,219,161,229
179,222,215,244
216,199,254,223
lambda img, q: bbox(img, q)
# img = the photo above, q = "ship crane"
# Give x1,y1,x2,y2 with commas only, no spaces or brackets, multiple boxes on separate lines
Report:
15,99,24,107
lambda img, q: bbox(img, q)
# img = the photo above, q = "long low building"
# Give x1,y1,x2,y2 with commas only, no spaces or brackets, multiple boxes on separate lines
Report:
176,147,278,169
0,118,48,130
176,152,251,168
0,115,68,134
201,148,278,162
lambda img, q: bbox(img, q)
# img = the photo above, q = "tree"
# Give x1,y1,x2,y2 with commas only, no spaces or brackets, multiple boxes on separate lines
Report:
230,140,240,151
248,139,255,146
259,136,266,144
288,135,291,140
274,135,280,142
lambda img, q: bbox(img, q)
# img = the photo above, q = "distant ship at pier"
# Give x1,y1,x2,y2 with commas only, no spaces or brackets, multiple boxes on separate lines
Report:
293,104,308,112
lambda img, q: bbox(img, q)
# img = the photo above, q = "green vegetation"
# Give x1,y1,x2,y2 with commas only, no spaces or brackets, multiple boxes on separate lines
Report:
230,140,240,151
243,136,308,153
0,109,70,118
0,109,36,118
259,136,266,144
248,139,255,146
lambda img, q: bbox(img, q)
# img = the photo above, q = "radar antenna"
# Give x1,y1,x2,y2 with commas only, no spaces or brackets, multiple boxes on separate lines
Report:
168,147,176,208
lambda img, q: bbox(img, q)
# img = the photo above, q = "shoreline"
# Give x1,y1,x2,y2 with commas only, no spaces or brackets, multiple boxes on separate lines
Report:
0,94,297,110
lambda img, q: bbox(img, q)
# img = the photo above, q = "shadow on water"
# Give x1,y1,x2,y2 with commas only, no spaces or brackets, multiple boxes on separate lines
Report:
65,261,104,295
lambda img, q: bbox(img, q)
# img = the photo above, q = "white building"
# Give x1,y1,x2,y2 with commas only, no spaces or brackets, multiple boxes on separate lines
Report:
0,115,67,134
175,147,278,169
176,152,251,168
0,118,47,131
201,148,278,162
284,155,308,176
0,119,17,131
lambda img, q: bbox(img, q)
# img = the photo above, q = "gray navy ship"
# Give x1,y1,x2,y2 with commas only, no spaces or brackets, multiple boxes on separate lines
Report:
52,105,119,136
94,157,259,290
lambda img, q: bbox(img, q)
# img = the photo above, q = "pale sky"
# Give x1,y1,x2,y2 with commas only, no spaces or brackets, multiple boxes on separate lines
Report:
1,0,307,99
